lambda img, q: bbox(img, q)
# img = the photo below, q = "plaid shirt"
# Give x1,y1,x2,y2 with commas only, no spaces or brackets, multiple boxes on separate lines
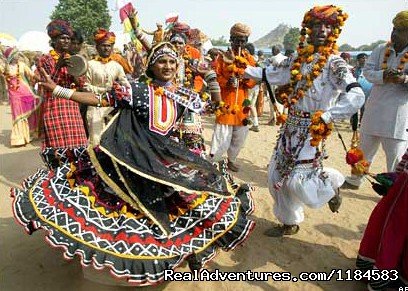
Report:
37,53,87,149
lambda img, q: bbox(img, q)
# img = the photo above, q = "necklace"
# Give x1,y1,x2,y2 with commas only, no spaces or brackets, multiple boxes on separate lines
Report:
381,42,408,71
95,56,112,64
277,47,332,108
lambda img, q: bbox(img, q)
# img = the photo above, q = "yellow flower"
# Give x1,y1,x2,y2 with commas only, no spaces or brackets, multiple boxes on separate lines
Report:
155,87,165,96
291,69,300,76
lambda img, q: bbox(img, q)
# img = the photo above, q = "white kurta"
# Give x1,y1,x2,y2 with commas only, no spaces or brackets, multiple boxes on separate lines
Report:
360,43,408,141
245,54,365,224
84,60,130,144
345,44,408,186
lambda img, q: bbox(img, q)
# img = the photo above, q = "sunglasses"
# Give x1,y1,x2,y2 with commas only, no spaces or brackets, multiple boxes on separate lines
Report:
171,41,185,45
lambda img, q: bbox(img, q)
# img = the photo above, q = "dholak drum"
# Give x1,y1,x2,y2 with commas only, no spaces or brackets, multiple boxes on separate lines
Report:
67,54,88,77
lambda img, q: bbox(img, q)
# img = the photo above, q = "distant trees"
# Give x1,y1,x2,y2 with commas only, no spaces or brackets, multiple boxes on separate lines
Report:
339,40,387,51
51,0,111,43
283,27,300,51
211,36,229,46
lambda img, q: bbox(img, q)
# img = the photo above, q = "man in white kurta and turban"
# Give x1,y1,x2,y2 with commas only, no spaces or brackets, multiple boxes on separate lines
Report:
344,10,408,189
244,5,365,236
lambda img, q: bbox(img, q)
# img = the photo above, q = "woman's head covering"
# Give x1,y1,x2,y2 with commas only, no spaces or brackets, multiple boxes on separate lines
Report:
144,42,178,79
3,47,19,63
393,11,408,29
230,23,251,37
46,19,73,38
302,5,348,27
94,28,116,44
146,42,178,68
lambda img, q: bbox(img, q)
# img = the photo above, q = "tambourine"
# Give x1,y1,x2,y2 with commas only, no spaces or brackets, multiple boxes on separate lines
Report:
67,54,88,77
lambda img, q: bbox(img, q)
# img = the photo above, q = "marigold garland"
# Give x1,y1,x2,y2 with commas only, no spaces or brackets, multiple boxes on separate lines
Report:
309,111,334,147
215,49,252,121
381,41,408,71
274,5,348,146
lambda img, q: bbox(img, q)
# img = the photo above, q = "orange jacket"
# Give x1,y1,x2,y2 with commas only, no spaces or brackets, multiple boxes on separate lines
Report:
215,50,257,126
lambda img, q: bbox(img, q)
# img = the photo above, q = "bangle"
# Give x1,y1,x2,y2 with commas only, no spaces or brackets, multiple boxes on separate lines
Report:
204,71,217,83
52,85,74,100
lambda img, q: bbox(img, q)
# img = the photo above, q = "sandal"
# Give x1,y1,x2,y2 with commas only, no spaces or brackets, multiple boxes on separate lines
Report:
328,189,342,213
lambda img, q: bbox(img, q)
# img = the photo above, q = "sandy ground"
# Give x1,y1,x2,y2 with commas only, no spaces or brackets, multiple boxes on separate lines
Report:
0,103,387,291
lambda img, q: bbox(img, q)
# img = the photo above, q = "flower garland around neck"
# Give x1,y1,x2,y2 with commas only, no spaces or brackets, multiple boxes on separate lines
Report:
50,49,70,62
95,55,113,64
381,41,408,71
5,62,21,91
275,8,348,146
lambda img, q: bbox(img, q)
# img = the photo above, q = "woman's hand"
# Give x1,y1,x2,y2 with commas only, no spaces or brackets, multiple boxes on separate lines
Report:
37,67,57,91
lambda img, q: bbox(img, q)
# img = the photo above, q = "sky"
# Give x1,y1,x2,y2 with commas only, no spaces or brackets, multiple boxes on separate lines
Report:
0,0,407,47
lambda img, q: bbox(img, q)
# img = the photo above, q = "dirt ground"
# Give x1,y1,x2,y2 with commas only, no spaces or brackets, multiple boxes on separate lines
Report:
0,104,387,290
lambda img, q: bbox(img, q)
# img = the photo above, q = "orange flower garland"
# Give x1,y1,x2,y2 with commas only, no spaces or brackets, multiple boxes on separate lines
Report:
227,55,250,77
215,49,252,120
309,111,334,147
274,5,348,146
381,41,408,71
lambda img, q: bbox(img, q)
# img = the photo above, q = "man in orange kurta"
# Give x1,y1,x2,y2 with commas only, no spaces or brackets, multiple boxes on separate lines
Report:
210,23,257,172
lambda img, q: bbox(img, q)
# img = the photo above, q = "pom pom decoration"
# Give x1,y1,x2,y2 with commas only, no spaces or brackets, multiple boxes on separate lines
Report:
346,147,370,176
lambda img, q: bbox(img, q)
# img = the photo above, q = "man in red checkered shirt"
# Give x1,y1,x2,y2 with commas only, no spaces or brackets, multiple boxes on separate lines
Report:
36,20,88,168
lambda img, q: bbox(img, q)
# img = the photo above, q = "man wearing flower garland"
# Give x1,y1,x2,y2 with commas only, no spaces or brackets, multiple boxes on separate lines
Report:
244,5,365,235
210,23,257,172
344,10,408,190
83,28,130,145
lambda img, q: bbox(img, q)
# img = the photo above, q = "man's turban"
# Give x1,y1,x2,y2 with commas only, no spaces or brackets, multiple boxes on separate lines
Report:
46,19,73,38
393,11,408,29
303,5,348,27
94,28,116,45
230,23,251,37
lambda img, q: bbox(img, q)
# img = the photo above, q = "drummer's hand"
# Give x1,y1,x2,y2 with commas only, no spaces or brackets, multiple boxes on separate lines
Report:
37,68,57,91
56,56,73,69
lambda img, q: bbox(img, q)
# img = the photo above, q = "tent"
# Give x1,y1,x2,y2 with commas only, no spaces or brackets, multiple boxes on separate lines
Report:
18,31,51,53
0,32,17,47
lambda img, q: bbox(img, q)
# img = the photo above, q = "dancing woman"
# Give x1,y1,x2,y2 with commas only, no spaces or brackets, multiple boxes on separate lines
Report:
11,42,255,286
2,47,40,146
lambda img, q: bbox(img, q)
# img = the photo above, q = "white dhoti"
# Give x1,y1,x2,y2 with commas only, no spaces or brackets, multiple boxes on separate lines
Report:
87,106,114,145
210,123,249,162
268,111,344,225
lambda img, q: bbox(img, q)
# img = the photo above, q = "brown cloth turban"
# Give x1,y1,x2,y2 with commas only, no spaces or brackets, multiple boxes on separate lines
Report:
230,23,251,37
